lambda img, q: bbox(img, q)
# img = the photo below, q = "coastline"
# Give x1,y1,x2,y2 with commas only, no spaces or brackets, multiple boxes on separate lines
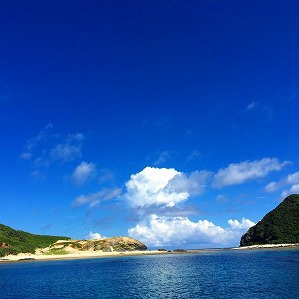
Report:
1,243,299,263
0,249,201,263
0,250,167,263
232,243,299,250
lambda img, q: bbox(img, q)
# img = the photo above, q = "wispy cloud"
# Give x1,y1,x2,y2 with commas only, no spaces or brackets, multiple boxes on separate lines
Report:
20,124,84,169
98,169,115,183
153,150,175,166
73,188,122,209
265,171,299,198
19,152,32,160
247,101,258,111
127,203,203,222
50,133,84,162
213,158,289,188
281,184,299,198
128,214,255,247
24,123,54,152
72,161,97,185
186,150,202,163
246,101,273,121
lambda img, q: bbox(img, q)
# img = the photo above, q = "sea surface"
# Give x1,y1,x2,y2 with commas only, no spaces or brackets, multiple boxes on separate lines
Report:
0,248,299,298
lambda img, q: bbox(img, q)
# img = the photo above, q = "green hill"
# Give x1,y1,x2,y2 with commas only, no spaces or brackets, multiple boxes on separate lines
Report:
240,194,299,246
0,223,70,256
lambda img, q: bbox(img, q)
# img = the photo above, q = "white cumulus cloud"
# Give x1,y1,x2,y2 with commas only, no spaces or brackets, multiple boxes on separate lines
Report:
72,161,96,185
213,158,289,188
124,167,211,208
128,215,255,247
227,218,256,229
86,231,106,240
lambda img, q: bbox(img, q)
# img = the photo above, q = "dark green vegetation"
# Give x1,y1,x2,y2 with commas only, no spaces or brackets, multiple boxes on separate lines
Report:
240,194,299,246
0,223,70,256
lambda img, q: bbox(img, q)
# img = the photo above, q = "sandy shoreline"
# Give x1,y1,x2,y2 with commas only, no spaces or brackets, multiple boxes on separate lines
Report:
0,249,200,263
232,243,299,250
1,244,299,263
0,250,166,263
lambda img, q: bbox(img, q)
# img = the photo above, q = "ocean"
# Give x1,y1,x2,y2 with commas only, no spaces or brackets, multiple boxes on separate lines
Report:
0,249,299,298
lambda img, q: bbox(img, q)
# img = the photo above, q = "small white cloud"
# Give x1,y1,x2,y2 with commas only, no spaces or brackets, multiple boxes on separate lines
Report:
281,173,299,198
19,152,32,160
265,171,299,198
86,231,106,240
21,125,84,167
72,161,96,185
30,170,45,180
281,184,299,199
73,188,122,208
98,169,115,183
216,194,229,203
50,142,82,162
128,215,255,247
246,102,273,121
228,218,255,230
69,133,84,142
25,123,54,151
124,167,211,208
186,150,202,162
247,101,258,111
265,181,280,192
153,150,174,166
213,158,289,188
286,172,299,184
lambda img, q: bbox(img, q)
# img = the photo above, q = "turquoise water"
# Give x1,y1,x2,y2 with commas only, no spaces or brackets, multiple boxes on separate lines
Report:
0,249,299,298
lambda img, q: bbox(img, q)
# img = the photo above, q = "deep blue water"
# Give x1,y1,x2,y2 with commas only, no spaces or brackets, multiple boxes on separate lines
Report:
0,249,299,298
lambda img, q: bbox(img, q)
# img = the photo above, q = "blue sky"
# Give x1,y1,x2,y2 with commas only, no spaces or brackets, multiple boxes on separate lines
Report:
1,0,299,248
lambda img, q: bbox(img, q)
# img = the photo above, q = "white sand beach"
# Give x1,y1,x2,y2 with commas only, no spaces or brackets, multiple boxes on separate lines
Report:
0,250,172,262
233,243,299,250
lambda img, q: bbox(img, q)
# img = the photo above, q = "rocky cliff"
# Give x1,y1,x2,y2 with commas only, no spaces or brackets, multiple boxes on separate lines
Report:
240,194,299,246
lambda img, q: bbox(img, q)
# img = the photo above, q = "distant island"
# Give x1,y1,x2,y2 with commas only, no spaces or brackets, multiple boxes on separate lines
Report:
240,194,299,247
0,223,147,258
